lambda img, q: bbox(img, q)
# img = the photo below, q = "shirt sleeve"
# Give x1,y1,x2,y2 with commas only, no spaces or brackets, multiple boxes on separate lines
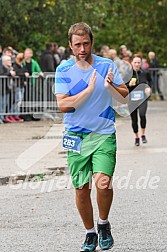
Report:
34,61,42,73
110,61,124,86
54,66,71,95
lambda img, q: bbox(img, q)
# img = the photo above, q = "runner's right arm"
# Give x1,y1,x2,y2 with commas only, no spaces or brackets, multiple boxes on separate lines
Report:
56,69,96,113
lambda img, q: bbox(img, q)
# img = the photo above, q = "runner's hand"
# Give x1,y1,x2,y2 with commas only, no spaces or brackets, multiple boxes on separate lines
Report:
104,68,114,88
145,87,151,96
88,69,96,92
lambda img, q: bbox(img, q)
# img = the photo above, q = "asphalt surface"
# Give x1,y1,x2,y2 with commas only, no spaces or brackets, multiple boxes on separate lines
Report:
0,100,167,252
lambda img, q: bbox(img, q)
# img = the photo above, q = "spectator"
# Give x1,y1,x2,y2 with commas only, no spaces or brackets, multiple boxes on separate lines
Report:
108,48,123,70
23,48,43,120
0,47,13,66
100,45,110,58
2,47,13,57
60,47,73,64
148,51,164,100
40,43,58,105
0,55,16,123
7,46,18,63
119,45,132,59
122,55,132,64
23,48,43,77
12,53,30,122
39,42,55,72
53,42,61,68
57,46,66,61
108,49,133,84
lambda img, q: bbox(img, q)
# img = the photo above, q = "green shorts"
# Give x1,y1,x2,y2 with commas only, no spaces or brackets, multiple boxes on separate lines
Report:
67,132,117,188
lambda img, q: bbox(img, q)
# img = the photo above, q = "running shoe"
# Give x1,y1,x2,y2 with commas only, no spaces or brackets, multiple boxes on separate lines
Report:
141,135,147,143
80,233,98,252
97,222,114,250
135,138,140,146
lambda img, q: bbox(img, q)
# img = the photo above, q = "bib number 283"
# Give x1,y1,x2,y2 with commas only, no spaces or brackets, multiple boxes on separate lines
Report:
62,134,82,153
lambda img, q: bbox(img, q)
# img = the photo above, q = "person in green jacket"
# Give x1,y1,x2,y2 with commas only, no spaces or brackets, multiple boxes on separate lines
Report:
23,48,43,120
23,48,43,83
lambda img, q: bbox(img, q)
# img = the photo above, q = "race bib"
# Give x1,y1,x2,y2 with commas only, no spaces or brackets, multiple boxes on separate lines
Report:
130,90,144,101
62,133,82,153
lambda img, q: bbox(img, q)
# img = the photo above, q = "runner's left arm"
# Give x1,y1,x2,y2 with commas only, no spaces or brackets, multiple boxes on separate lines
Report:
104,68,129,103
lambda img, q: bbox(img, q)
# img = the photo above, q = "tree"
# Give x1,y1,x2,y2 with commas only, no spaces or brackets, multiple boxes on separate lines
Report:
94,0,167,65
0,0,166,65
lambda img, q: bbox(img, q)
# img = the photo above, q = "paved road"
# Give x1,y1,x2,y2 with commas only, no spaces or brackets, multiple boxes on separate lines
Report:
0,101,167,251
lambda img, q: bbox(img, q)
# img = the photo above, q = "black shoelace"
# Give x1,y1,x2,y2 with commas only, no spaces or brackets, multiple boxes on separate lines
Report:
84,234,96,245
98,224,111,240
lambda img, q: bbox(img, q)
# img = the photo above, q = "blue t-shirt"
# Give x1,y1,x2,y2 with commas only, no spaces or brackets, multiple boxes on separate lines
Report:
55,54,123,134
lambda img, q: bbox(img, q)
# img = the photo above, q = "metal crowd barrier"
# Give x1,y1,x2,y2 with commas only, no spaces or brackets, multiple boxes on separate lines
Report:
148,68,167,100
0,73,59,120
0,69,167,119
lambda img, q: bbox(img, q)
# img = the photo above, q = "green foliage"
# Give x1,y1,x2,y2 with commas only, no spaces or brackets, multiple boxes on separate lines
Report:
94,0,167,65
0,0,166,65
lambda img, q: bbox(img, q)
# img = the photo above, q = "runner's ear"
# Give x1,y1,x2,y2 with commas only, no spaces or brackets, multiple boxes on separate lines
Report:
69,41,72,51
91,37,94,46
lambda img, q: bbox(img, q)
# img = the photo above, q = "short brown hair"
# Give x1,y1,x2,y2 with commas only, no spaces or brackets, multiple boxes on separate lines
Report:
16,53,24,64
68,22,93,43
133,53,142,60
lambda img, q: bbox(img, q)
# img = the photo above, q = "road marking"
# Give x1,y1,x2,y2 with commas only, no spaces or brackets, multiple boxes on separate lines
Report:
118,147,167,154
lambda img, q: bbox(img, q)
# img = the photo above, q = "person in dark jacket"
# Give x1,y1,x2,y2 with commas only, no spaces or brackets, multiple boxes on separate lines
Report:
148,51,164,100
0,55,16,123
39,43,55,72
12,53,30,121
126,55,152,146
39,43,56,104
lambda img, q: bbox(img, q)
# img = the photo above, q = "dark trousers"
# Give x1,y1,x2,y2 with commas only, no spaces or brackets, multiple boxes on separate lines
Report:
150,71,164,100
130,99,148,133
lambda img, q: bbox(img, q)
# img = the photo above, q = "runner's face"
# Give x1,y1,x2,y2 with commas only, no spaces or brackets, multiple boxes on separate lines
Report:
132,57,141,70
69,34,93,63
